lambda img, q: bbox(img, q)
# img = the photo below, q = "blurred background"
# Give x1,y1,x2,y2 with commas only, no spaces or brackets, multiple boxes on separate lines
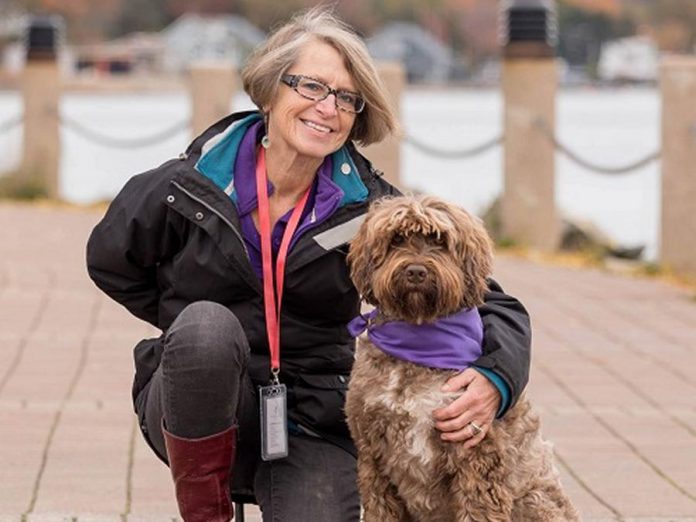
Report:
1,0,695,267
2,0,693,86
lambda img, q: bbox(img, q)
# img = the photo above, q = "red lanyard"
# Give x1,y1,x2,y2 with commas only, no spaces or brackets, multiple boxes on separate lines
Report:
255,147,311,383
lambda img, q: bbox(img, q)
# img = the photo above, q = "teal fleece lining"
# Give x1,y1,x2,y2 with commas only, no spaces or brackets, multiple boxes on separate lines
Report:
194,112,368,207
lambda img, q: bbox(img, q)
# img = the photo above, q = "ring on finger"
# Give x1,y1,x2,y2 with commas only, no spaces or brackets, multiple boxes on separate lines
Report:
469,421,483,436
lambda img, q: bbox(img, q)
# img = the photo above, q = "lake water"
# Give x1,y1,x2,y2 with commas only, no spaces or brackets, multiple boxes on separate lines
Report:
0,87,660,259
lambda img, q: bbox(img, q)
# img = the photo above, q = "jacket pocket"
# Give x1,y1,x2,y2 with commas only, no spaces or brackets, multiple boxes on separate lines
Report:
290,373,351,438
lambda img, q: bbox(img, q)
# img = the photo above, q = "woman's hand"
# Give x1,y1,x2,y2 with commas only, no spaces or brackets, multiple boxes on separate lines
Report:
432,368,500,448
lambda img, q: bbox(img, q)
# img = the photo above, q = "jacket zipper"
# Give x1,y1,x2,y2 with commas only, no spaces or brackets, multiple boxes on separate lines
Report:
170,180,251,259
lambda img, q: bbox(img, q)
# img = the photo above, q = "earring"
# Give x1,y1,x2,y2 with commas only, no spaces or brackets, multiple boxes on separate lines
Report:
262,111,270,149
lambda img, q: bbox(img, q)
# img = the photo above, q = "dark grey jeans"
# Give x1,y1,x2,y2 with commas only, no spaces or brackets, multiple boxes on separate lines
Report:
135,301,360,522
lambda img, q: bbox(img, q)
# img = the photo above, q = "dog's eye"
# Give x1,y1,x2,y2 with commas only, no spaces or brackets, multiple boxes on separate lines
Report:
391,235,405,246
427,233,446,247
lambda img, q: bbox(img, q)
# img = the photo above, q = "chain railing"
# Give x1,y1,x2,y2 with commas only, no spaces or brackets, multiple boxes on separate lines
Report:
403,133,503,159
534,118,661,175
58,112,191,149
5,109,675,175
404,120,662,175
0,114,22,135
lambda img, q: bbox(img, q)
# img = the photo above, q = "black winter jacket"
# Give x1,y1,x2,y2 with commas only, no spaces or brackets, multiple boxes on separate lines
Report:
86,111,531,443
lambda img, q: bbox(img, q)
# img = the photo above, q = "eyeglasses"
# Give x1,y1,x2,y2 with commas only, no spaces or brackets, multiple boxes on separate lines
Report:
281,74,365,114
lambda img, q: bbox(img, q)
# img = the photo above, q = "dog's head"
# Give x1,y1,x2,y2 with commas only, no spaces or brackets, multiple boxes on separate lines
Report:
347,195,493,324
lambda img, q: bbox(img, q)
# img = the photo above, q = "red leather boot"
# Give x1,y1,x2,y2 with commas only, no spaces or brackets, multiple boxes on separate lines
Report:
163,424,236,522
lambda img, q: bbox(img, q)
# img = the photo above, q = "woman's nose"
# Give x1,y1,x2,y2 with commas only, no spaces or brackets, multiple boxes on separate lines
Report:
315,94,338,116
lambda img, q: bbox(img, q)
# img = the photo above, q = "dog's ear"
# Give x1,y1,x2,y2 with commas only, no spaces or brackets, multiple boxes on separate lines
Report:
448,204,494,308
347,215,377,304
347,199,394,304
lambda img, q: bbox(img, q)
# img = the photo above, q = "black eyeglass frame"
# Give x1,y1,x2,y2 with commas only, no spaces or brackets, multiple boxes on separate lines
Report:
280,74,365,114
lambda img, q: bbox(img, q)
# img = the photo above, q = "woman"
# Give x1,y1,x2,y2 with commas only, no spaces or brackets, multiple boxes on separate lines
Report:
86,8,531,522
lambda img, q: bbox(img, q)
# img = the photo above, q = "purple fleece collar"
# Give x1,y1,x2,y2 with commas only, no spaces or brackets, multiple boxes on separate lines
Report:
347,308,483,370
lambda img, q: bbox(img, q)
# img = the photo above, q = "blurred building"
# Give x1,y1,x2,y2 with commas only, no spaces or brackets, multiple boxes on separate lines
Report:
597,35,659,83
71,33,165,75
367,22,456,83
66,13,265,78
161,13,265,73
0,14,24,77
0,11,24,40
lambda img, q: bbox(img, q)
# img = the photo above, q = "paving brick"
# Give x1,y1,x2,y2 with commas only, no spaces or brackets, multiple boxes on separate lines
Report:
0,335,22,385
26,514,121,522
0,290,45,334
0,410,56,513
128,435,178,516
623,519,696,522
554,460,617,519
128,513,181,522
32,408,133,514
0,336,85,402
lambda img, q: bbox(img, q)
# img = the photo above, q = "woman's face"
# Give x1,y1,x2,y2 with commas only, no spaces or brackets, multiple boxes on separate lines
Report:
266,40,358,162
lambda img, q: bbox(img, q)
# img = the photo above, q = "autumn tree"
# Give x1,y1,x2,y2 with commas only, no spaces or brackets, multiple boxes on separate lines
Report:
168,0,244,17
623,0,696,52
110,0,172,38
558,0,634,67
25,0,121,42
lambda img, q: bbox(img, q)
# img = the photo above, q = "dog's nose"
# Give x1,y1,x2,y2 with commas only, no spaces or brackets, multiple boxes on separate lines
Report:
406,264,428,283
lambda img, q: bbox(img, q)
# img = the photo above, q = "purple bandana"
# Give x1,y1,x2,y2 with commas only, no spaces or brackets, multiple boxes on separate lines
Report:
347,308,483,370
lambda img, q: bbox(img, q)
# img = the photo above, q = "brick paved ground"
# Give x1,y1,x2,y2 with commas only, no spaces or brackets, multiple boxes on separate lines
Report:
0,202,694,521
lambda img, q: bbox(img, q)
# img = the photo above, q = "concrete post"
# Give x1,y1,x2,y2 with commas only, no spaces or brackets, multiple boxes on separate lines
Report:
501,59,560,251
20,60,61,198
190,63,236,136
359,62,404,190
660,56,696,276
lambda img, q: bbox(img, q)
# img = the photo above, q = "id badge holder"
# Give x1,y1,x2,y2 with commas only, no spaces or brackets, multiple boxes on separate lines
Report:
259,383,289,461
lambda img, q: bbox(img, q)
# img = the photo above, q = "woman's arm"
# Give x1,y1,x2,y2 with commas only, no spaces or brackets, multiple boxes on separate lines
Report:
86,165,185,327
433,279,531,445
476,278,532,408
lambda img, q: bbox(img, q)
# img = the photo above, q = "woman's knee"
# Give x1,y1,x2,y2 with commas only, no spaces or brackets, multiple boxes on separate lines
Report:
164,301,250,372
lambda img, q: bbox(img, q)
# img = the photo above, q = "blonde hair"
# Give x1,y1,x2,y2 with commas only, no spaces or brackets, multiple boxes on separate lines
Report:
241,7,398,146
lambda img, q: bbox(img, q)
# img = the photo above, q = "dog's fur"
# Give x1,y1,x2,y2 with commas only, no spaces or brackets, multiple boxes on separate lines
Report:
345,196,579,521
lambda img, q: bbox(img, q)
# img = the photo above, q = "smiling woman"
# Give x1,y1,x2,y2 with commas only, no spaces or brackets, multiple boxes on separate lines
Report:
85,6,532,522
263,41,358,170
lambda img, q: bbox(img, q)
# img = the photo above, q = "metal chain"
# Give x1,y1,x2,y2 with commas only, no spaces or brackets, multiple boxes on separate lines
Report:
0,114,22,135
59,113,191,149
534,118,661,175
403,133,503,159
6,109,673,174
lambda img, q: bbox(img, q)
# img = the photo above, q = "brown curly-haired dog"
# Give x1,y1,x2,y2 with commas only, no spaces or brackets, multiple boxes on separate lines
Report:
345,196,579,522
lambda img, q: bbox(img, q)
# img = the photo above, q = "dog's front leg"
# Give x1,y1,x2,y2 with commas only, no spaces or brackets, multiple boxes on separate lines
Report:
451,488,512,522
449,454,513,522
357,455,411,522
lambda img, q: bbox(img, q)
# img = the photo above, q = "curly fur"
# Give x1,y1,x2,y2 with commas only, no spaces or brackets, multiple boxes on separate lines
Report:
345,196,579,521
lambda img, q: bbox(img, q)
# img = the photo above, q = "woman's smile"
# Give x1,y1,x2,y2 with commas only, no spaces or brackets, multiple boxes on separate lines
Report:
301,118,333,134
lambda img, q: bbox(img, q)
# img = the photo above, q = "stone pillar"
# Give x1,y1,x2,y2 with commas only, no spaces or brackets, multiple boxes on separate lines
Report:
660,56,696,276
501,59,560,251
359,62,404,190
20,60,61,198
190,63,237,136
